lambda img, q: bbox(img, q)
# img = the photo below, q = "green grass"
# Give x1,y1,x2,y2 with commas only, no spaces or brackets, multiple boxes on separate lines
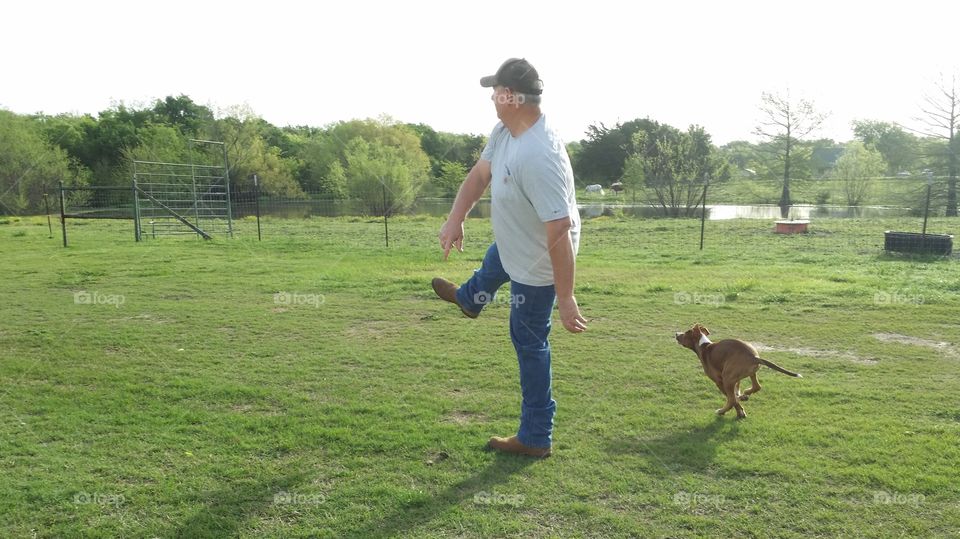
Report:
2,214,960,538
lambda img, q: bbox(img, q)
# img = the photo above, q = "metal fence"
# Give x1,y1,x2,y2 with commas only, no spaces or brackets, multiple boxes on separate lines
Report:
52,175,958,255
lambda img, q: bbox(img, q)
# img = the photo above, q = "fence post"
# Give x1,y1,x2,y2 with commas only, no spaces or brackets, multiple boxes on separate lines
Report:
132,178,141,242
43,191,53,239
254,174,262,241
58,180,67,247
699,178,709,250
921,171,933,242
382,183,389,248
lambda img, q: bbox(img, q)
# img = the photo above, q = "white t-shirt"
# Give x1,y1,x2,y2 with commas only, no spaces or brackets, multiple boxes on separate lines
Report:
481,114,580,286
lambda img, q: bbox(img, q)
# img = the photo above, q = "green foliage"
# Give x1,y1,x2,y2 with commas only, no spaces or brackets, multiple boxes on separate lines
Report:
342,135,429,216
300,118,429,201
852,120,920,174
207,106,304,198
150,94,214,136
623,123,728,216
434,160,468,197
834,141,886,205
575,119,659,185
0,110,87,214
407,123,484,179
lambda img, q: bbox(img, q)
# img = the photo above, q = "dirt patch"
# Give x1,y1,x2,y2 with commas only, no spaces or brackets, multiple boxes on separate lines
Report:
753,342,879,365
229,403,283,416
443,410,487,425
106,313,170,324
343,320,406,339
872,333,956,357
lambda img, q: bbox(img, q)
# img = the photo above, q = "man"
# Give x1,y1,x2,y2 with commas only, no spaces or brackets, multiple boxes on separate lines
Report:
433,58,586,458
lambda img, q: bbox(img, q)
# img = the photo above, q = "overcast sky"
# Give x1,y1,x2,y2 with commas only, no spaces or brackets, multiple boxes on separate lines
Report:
3,0,957,145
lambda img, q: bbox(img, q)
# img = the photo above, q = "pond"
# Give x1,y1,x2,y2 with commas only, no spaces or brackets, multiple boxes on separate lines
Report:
235,198,912,220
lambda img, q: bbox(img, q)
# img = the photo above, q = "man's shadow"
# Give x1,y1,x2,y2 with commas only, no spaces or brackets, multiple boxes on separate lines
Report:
606,416,740,476
174,470,308,538
345,451,536,538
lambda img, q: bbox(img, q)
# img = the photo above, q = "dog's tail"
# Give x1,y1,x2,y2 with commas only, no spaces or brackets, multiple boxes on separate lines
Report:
757,358,803,378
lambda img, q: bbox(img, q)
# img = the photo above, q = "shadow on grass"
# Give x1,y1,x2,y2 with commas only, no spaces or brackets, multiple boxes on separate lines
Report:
876,252,956,263
606,416,741,476
346,450,536,538
174,470,308,538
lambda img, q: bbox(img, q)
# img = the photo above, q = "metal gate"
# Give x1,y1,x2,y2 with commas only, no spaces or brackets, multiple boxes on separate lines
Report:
132,140,233,240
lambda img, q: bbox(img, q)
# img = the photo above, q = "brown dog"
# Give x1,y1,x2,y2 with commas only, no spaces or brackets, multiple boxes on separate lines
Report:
675,324,802,418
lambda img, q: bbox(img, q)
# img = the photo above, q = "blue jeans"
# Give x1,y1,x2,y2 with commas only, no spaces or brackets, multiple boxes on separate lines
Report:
456,243,557,449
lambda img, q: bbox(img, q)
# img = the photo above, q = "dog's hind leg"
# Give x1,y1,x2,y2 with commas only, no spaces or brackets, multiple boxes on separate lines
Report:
740,373,761,401
716,380,744,418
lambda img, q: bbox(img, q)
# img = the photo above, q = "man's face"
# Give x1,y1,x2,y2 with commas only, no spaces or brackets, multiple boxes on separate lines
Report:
490,86,525,118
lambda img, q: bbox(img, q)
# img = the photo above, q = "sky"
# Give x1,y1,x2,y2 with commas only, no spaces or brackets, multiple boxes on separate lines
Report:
2,0,958,146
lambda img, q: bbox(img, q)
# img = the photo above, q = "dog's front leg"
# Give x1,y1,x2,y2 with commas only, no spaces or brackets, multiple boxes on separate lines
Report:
717,380,746,418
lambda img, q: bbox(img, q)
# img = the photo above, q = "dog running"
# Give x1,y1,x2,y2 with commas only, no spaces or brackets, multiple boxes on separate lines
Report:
675,324,802,419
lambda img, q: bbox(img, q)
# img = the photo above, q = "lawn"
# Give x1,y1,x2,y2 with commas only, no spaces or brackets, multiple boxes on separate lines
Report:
2,214,959,538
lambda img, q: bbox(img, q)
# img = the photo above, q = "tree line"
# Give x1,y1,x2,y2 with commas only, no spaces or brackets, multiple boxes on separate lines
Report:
2,79,957,217
573,79,959,216
0,95,484,215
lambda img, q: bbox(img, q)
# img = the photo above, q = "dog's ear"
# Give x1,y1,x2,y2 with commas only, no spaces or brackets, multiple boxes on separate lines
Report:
700,325,710,336
691,324,702,336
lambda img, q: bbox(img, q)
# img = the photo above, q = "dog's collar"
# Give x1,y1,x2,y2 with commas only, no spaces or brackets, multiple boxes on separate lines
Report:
698,334,712,346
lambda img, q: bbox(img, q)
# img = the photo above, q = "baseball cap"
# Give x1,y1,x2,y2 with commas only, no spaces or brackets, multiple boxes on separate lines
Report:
479,58,543,95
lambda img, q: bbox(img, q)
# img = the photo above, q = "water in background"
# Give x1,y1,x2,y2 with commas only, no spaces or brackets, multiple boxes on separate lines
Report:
234,198,911,220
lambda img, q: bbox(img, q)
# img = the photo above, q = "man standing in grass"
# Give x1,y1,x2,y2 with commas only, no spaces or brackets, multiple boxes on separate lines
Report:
433,58,586,458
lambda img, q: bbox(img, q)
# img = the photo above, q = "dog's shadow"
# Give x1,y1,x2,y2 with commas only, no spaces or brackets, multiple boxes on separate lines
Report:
606,416,741,476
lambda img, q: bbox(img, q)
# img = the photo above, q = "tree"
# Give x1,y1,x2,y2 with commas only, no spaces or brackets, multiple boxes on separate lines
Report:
150,95,214,136
575,119,658,185
834,141,885,205
406,123,484,179
622,123,728,217
434,160,468,197
300,118,429,201
852,120,920,175
911,73,959,216
343,137,429,216
0,110,87,214
206,105,304,197
753,91,828,215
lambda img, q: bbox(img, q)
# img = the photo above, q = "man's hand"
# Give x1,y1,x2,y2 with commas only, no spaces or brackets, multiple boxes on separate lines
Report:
557,296,587,333
438,219,464,260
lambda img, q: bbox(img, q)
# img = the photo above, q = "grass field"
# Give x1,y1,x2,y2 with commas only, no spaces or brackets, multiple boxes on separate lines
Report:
2,214,960,538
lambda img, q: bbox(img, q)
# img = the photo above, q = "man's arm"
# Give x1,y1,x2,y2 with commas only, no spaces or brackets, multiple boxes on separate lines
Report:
546,217,587,333
438,159,492,259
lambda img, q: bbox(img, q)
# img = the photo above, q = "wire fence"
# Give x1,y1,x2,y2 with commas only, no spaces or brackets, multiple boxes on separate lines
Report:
48,176,960,256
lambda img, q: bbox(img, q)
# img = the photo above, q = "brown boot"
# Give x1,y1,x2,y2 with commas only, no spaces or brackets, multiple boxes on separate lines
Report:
431,277,479,319
487,435,551,458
